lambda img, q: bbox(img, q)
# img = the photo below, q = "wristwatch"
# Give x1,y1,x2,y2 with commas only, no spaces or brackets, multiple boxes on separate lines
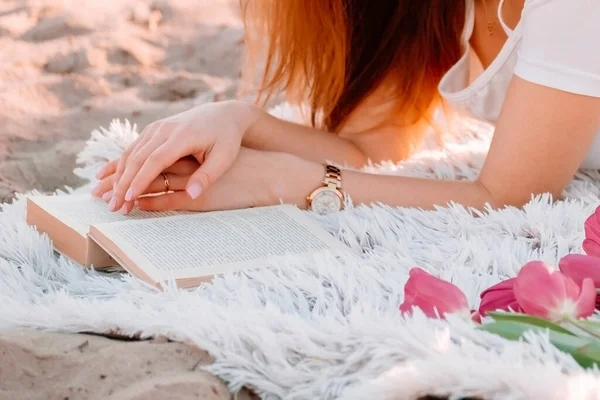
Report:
306,164,345,214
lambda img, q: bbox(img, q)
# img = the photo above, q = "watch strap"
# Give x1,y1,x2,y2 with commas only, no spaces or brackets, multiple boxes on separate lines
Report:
323,164,342,190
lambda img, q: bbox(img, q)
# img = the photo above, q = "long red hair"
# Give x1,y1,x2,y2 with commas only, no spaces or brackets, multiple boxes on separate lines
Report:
240,1,465,135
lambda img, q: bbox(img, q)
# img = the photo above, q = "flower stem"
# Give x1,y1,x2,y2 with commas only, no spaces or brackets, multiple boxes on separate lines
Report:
565,319,600,340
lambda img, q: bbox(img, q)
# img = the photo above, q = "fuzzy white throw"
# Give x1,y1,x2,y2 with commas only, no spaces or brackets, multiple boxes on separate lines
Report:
2,106,600,400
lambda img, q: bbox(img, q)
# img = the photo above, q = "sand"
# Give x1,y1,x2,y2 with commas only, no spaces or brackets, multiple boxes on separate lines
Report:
0,330,257,399
0,0,259,397
0,0,245,202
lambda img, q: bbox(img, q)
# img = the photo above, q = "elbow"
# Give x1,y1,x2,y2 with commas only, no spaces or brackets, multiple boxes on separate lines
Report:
342,142,370,168
474,180,562,210
347,153,370,168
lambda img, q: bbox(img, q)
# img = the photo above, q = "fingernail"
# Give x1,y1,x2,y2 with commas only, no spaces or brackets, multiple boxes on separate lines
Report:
109,197,117,211
120,205,130,215
91,183,102,197
125,188,134,201
101,190,113,202
186,182,202,199
95,166,106,179
134,200,140,208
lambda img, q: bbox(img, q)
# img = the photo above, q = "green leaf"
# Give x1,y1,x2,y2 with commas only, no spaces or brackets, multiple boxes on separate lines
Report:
486,312,576,335
564,319,600,340
480,320,600,368
479,320,537,340
572,319,600,334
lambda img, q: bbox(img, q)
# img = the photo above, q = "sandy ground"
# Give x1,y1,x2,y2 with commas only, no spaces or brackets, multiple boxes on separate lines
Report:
0,330,257,399
0,0,245,202
0,0,259,398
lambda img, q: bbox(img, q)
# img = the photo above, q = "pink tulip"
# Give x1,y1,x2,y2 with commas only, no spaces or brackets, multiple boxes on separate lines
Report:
559,254,600,310
583,206,600,258
399,267,470,319
470,311,482,323
514,261,596,321
559,254,600,287
478,277,522,316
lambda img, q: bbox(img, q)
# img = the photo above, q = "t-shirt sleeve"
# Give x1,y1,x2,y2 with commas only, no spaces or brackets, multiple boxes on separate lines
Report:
514,0,600,97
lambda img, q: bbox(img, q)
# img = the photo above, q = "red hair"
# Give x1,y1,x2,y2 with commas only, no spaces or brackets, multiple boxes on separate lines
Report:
241,1,465,136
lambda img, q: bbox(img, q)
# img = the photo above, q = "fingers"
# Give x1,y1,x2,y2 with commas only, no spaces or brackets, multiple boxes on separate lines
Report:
164,157,199,175
96,159,118,180
114,122,162,190
101,190,114,202
145,172,188,194
111,138,174,212
92,158,197,200
122,173,189,214
91,175,115,198
119,200,135,215
114,140,137,185
185,142,237,199
135,191,198,212
117,141,183,206
111,173,188,210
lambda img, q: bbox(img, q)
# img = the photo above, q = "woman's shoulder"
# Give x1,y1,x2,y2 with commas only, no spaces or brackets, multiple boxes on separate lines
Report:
515,0,600,98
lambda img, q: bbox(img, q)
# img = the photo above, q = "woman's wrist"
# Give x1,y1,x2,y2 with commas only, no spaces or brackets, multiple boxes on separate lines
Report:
268,152,323,209
223,100,264,141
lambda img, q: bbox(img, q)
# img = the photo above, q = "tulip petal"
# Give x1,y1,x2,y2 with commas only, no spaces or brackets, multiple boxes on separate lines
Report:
479,290,521,315
514,261,565,318
574,278,596,318
583,209,600,257
479,277,520,316
399,293,416,314
480,278,517,298
407,268,469,310
471,311,482,323
585,210,600,240
559,254,600,287
399,267,469,318
583,239,600,259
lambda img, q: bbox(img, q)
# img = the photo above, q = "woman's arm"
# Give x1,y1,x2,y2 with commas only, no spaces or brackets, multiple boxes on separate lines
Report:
242,84,427,167
243,107,427,167
103,95,424,212
99,75,600,213
105,76,600,214
281,76,600,210
241,109,368,166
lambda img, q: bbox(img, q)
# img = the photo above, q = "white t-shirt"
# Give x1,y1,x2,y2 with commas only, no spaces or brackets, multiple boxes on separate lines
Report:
438,0,600,168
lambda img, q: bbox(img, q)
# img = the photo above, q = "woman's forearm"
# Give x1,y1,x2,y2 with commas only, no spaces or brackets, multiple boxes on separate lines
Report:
342,171,493,210
276,77,600,212
282,155,495,211
237,101,495,210
242,104,369,166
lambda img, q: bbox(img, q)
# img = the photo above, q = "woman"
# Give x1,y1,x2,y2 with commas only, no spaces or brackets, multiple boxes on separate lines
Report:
92,0,600,215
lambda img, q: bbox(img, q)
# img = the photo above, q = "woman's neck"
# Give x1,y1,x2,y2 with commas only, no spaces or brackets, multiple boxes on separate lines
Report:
470,0,525,69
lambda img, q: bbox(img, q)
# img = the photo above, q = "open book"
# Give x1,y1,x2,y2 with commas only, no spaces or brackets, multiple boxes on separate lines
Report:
26,195,347,288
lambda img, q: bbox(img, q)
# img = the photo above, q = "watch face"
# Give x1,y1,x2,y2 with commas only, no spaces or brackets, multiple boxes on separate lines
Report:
312,189,342,215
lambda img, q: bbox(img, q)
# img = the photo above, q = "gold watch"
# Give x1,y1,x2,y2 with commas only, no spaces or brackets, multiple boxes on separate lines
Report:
307,164,344,214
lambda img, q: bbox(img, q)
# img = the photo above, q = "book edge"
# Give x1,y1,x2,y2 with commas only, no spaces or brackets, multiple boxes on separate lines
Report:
26,197,90,266
88,225,162,288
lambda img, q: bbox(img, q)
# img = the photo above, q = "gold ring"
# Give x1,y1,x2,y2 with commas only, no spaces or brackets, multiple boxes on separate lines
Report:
161,172,170,192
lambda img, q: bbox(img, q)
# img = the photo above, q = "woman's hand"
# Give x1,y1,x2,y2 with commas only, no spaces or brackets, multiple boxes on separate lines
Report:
93,148,323,212
102,100,261,212
91,156,200,213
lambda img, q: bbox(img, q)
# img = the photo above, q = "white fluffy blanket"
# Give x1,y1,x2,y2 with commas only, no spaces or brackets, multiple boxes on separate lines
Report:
2,107,600,399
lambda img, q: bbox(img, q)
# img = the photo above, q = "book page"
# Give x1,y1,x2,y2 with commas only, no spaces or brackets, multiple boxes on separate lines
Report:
93,205,348,280
29,194,179,235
